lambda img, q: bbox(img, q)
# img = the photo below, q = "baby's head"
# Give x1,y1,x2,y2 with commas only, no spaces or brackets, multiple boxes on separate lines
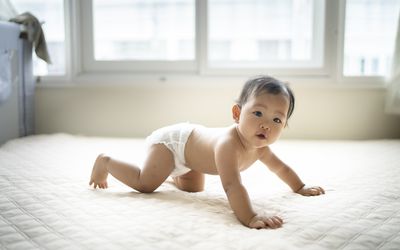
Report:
236,75,295,122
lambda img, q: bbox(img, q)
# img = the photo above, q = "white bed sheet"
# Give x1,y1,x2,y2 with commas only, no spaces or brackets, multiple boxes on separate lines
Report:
0,134,399,250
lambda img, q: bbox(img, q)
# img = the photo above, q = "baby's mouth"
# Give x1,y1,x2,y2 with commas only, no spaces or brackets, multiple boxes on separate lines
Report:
256,133,267,139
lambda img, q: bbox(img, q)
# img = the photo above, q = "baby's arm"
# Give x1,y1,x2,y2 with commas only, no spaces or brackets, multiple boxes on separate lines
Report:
215,141,282,229
260,147,324,196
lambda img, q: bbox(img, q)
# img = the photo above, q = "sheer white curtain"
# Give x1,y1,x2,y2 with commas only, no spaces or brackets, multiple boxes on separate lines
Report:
386,13,400,115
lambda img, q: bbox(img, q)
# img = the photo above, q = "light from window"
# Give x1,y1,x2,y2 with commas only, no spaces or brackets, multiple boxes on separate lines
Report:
343,0,400,76
93,0,195,61
208,0,324,68
12,0,65,76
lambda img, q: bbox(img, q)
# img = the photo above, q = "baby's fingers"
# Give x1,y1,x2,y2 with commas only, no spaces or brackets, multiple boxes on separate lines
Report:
309,187,324,196
264,216,283,229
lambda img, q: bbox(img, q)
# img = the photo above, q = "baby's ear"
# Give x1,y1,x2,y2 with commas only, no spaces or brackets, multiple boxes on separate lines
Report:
232,104,241,123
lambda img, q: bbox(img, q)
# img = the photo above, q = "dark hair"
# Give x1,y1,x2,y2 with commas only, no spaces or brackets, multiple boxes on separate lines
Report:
236,75,295,120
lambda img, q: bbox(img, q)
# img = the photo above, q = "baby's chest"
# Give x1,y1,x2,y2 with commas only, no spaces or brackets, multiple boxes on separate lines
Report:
238,156,259,171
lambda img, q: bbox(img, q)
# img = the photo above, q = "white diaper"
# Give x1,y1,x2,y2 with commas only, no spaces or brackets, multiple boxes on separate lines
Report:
145,123,197,177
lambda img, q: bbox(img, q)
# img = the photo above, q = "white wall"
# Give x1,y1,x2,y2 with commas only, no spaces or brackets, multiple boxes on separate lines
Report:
34,81,400,140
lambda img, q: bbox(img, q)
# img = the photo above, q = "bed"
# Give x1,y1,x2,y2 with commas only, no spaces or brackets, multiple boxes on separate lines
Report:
0,134,399,249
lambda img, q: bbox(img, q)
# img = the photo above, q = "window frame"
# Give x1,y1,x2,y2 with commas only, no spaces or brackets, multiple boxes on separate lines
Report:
202,0,329,77
80,0,197,73
335,0,390,85
37,0,393,87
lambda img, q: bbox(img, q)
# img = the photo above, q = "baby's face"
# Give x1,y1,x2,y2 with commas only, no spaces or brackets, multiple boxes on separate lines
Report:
237,92,289,147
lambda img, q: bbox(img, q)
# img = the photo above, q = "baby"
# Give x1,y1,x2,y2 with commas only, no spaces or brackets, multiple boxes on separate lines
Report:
89,75,325,229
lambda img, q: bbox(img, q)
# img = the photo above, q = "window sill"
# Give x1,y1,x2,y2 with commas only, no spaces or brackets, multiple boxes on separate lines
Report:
34,72,387,90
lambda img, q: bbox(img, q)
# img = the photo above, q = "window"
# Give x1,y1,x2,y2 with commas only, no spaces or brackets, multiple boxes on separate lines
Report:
84,0,326,74
12,0,65,76
343,0,400,76
208,0,324,69
11,0,399,82
92,0,195,61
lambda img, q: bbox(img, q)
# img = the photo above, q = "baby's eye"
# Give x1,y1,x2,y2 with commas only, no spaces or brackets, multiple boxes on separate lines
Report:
273,118,282,123
253,111,263,117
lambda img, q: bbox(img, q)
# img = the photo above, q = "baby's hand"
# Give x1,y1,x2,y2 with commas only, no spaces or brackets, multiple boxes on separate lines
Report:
296,185,325,196
248,215,283,229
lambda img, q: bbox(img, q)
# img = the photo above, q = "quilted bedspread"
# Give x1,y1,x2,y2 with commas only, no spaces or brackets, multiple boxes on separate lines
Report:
0,134,399,250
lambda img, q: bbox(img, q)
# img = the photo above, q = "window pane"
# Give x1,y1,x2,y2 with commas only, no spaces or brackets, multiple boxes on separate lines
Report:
12,0,65,76
208,0,323,68
343,0,400,76
93,0,195,61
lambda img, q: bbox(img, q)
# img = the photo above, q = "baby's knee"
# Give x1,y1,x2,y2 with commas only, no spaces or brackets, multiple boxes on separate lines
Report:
137,188,155,193
136,183,157,193
181,186,204,193
173,177,204,193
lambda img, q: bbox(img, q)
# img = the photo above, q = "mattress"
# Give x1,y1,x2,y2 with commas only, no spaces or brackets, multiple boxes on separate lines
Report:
0,134,399,250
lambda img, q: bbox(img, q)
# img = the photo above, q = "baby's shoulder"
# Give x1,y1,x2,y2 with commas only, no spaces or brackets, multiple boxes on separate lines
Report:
214,128,241,152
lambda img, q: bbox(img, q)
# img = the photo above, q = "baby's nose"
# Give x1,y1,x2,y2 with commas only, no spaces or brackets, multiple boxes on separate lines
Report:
260,123,270,130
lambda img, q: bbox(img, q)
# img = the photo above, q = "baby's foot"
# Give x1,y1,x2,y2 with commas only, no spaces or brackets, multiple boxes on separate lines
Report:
89,154,109,189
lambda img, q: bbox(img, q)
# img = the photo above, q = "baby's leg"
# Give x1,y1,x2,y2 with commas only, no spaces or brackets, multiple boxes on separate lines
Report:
90,144,175,193
173,170,205,192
